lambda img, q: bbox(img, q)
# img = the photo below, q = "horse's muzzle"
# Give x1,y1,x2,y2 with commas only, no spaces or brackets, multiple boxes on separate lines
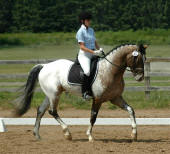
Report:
134,73,144,81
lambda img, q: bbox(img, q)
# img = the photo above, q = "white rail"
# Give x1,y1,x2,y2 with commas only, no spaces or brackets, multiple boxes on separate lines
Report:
1,118,170,132
1,118,170,125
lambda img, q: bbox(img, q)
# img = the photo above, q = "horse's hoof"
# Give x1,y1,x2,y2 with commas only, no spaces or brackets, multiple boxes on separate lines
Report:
131,133,137,141
33,132,41,140
64,134,72,141
35,135,41,140
89,139,94,142
88,136,94,142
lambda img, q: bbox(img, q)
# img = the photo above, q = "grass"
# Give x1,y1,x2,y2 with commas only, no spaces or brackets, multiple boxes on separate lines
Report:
0,92,16,109
1,29,170,47
0,64,34,74
0,79,26,82
147,45,170,57
0,44,170,62
108,91,170,110
97,29,170,45
0,44,78,60
123,91,170,109
0,33,76,46
0,92,91,110
1,91,170,110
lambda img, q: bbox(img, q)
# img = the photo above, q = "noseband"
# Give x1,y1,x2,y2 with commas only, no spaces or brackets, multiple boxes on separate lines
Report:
130,54,145,74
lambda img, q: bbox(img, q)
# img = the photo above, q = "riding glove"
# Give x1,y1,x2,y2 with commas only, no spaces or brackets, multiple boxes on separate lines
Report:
94,48,104,57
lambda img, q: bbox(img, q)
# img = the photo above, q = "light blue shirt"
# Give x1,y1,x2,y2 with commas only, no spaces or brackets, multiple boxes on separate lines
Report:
76,24,96,50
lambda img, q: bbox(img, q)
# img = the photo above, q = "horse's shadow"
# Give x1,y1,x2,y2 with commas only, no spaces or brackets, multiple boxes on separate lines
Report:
73,138,166,143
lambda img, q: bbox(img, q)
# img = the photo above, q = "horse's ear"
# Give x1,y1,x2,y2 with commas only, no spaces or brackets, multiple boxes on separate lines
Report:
139,44,147,55
143,45,148,49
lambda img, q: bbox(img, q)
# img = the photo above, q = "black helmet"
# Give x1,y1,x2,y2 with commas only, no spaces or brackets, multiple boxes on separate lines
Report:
79,12,92,22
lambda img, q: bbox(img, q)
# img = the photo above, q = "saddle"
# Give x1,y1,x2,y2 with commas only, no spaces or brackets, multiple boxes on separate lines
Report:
68,56,99,89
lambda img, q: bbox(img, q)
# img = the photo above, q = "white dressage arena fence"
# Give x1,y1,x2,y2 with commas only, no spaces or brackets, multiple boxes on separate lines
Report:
1,118,170,132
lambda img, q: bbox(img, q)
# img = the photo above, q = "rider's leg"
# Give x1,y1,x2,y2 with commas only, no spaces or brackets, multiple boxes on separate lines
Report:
78,53,92,99
78,53,91,76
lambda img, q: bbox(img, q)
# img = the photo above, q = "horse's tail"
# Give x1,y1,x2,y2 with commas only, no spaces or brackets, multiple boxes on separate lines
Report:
14,64,44,117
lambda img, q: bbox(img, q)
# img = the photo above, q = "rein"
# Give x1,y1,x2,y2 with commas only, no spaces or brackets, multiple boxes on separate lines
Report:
101,51,129,71
101,51,144,73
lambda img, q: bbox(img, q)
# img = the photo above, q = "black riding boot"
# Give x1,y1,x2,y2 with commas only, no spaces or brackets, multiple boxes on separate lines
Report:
82,74,92,100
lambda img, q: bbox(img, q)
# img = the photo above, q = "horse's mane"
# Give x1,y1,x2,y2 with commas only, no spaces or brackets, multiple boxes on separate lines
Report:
104,44,137,57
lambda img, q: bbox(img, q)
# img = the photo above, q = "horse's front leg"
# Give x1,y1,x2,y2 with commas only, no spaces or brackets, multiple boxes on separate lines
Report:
86,100,101,142
110,96,137,141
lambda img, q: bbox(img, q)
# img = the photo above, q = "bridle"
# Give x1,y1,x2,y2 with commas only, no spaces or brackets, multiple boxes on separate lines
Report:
130,54,145,75
101,51,145,74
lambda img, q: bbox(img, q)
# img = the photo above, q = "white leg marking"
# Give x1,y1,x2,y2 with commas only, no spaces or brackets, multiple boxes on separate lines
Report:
86,126,94,142
57,118,72,140
126,105,137,141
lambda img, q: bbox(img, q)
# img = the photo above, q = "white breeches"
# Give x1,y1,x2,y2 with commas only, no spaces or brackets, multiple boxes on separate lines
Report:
78,49,93,76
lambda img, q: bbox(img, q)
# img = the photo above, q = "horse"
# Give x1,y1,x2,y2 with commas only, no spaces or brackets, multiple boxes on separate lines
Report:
14,44,147,142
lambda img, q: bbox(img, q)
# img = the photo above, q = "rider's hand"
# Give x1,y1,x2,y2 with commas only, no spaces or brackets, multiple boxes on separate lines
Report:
94,48,103,57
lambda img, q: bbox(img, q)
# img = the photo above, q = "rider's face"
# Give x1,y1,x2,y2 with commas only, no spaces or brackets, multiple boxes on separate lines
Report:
84,19,91,27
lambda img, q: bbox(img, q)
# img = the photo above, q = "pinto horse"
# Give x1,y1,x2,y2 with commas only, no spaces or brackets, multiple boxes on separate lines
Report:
15,44,147,142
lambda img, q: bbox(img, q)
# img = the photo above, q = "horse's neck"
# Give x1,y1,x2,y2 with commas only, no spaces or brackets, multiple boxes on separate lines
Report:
104,45,137,70
103,47,127,74
100,45,137,77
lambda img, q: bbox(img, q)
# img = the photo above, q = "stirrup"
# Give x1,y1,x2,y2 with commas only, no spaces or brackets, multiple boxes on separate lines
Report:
82,92,92,100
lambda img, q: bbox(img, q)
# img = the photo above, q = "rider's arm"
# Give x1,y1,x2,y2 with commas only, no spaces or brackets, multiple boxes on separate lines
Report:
79,42,95,54
95,41,100,50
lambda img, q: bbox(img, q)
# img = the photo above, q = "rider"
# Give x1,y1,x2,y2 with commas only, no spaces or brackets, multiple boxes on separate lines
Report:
76,12,103,100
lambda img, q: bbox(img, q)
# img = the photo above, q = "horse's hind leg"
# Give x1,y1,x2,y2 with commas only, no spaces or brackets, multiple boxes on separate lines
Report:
86,100,101,142
110,96,137,141
48,94,72,140
33,97,50,140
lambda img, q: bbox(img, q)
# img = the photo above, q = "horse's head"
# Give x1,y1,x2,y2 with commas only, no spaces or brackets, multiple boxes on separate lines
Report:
126,44,147,81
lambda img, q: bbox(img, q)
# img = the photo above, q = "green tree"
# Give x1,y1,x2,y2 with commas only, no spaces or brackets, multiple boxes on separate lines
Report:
1,0,170,33
164,0,170,28
12,0,40,32
0,0,13,33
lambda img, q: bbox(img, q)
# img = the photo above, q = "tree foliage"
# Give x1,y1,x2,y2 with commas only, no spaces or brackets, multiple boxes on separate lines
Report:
0,0,170,33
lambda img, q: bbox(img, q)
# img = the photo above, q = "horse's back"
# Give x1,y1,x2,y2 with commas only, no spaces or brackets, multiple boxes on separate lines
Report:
38,59,73,94
41,59,73,76
45,59,73,67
